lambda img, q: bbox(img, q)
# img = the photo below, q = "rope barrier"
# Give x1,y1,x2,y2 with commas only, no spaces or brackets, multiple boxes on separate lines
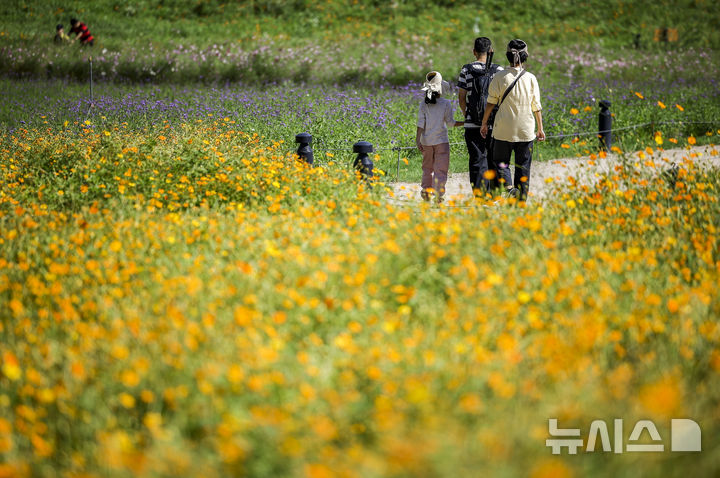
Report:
311,119,719,153
301,119,720,182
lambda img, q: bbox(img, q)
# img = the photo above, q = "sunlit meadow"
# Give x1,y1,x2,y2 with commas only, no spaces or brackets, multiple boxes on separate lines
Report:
2,98,720,476
3,1,720,477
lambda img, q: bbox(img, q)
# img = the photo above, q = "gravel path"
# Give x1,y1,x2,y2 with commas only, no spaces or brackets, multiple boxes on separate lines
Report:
390,144,719,204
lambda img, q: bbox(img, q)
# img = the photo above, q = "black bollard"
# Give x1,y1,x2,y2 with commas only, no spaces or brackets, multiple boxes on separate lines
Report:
353,141,374,180
598,100,612,151
295,132,314,165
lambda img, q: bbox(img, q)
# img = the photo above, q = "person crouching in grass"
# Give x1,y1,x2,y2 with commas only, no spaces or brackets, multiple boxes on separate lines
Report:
54,24,71,44
416,71,464,203
69,18,94,46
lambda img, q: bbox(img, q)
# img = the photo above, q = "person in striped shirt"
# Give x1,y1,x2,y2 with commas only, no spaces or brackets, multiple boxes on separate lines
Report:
69,18,94,46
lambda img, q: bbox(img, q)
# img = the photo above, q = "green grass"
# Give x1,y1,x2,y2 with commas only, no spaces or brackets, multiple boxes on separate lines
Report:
5,0,720,49
2,0,720,86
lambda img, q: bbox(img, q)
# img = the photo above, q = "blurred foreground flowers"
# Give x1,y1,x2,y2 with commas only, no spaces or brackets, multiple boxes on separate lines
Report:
1,123,720,477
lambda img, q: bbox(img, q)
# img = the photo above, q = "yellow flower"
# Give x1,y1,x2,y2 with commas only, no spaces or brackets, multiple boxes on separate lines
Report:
657,101,666,109
119,393,136,409
1,353,21,381
634,91,644,99
367,366,382,380
31,433,53,457
143,412,163,431
140,390,155,403
638,376,683,419
0,418,13,453
9,299,23,317
676,103,684,111
570,108,579,115
688,136,697,145
304,463,334,478
530,459,575,478
227,364,244,384
120,369,140,388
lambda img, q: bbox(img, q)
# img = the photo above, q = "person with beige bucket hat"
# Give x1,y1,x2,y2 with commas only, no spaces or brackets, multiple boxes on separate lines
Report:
416,71,464,202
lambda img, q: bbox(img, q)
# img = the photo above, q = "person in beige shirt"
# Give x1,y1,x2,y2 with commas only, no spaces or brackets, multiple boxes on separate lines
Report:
480,39,545,200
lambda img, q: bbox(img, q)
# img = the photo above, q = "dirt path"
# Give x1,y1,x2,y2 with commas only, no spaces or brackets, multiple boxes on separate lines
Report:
390,145,719,204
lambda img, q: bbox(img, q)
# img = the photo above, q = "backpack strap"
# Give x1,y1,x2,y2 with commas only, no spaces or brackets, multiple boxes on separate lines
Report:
497,69,527,107
463,62,494,78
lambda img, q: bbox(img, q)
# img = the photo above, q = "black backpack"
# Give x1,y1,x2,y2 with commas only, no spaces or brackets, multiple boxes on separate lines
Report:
464,62,501,125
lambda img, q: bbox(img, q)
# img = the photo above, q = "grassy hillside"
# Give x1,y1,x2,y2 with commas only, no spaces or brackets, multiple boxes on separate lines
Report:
1,0,719,85
3,0,720,49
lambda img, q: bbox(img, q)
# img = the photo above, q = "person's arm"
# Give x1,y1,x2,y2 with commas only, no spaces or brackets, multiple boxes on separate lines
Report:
457,67,468,118
416,103,426,151
416,127,424,152
446,102,463,128
532,76,545,141
534,110,545,141
458,89,467,120
479,102,497,138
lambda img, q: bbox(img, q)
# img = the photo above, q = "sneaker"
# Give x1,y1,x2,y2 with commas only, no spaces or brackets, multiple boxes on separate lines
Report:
504,187,519,199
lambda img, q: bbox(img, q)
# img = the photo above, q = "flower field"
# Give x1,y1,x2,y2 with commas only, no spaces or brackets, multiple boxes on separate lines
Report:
2,55,719,184
2,102,720,476
3,1,720,476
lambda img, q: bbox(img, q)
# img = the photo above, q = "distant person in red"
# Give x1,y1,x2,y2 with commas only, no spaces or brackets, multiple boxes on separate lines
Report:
69,18,94,46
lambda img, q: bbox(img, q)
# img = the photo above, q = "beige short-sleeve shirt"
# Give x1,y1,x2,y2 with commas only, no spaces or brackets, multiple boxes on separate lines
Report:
487,67,542,143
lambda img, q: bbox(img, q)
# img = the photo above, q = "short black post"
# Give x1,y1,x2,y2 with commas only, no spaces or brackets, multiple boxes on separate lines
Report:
295,132,313,165
353,141,374,180
598,100,612,151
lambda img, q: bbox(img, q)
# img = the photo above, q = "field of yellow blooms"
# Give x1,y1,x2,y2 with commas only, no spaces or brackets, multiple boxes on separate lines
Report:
2,121,720,477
